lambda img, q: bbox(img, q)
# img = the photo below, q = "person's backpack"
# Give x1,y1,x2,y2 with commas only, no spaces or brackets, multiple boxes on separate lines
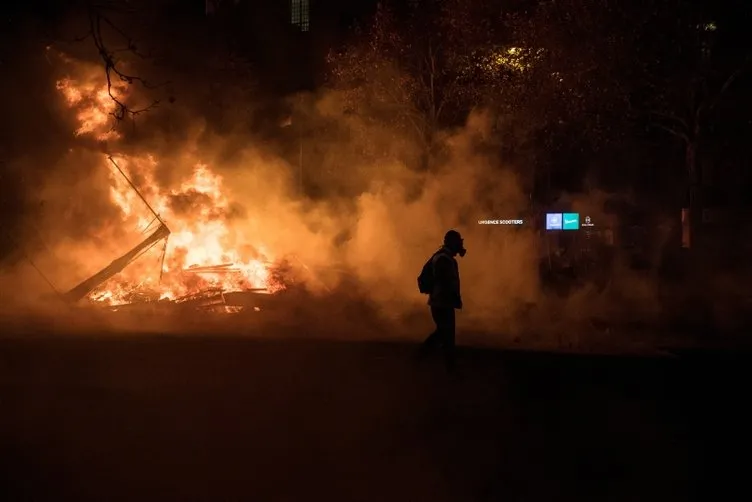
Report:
418,251,448,294
417,256,435,294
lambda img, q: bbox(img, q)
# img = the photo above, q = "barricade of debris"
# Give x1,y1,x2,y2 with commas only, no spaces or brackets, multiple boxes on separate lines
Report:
83,257,313,316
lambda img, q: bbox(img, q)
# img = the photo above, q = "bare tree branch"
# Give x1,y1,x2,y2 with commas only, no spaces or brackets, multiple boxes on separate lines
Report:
647,110,691,137
647,48,751,150
706,51,752,114
79,2,169,122
652,122,690,143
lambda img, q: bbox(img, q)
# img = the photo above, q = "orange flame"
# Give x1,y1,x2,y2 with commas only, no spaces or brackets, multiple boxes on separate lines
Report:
55,68,285,305
56,77,126,141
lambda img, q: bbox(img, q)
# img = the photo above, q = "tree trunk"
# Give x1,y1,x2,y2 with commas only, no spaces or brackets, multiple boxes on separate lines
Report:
683,139,699,249
420,128,437,172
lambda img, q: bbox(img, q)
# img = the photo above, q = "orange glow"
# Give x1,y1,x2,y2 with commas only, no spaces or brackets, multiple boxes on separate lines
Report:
56,77,126,141
55,69,285,306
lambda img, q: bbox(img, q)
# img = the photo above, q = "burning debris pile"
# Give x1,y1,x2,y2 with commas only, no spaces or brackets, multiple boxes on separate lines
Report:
52,59,293,314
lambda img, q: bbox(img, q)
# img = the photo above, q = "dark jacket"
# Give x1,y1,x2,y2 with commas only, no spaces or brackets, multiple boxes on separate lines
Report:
428,246,462,309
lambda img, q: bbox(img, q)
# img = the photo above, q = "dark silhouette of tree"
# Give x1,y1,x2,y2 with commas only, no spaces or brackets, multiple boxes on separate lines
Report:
76,1,166,121
636,1,751,246
492,0,645,198
499,0,750,208
57,1,258,132
325,0,508,168
504,1,639,144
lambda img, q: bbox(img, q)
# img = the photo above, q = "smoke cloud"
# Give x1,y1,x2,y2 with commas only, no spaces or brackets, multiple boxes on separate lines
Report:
0,40,687,351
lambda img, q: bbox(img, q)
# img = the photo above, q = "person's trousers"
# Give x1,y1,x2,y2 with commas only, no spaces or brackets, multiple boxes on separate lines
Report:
422,306,456,370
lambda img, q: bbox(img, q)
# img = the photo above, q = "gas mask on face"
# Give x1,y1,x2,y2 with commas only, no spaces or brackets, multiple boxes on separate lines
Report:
444,230,466,257
457,239,466,257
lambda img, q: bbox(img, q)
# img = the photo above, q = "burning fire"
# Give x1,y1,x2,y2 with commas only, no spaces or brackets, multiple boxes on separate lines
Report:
56,77,126,141
55,66,285,306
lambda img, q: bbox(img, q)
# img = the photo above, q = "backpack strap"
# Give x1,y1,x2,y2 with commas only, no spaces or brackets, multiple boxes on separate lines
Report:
431,249,453,279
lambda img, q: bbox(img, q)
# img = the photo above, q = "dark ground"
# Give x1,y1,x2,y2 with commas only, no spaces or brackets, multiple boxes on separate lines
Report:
0,335,749,501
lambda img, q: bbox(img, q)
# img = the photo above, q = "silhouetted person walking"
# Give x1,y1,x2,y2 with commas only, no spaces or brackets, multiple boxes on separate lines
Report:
417,230,465,372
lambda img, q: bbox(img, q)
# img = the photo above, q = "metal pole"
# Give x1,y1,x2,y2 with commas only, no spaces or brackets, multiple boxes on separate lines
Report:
159,237,168,283
108,156,168,229
22,248,61,297
3,229,63,300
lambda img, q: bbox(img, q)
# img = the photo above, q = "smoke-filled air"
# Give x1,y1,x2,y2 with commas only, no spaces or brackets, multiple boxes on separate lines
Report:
0,12,691,348
2,51,657,344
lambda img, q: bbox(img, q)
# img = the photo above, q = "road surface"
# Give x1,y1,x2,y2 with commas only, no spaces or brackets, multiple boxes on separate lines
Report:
0,335,748,501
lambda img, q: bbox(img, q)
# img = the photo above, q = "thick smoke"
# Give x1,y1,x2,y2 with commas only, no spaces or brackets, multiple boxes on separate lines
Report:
0,44,681,349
